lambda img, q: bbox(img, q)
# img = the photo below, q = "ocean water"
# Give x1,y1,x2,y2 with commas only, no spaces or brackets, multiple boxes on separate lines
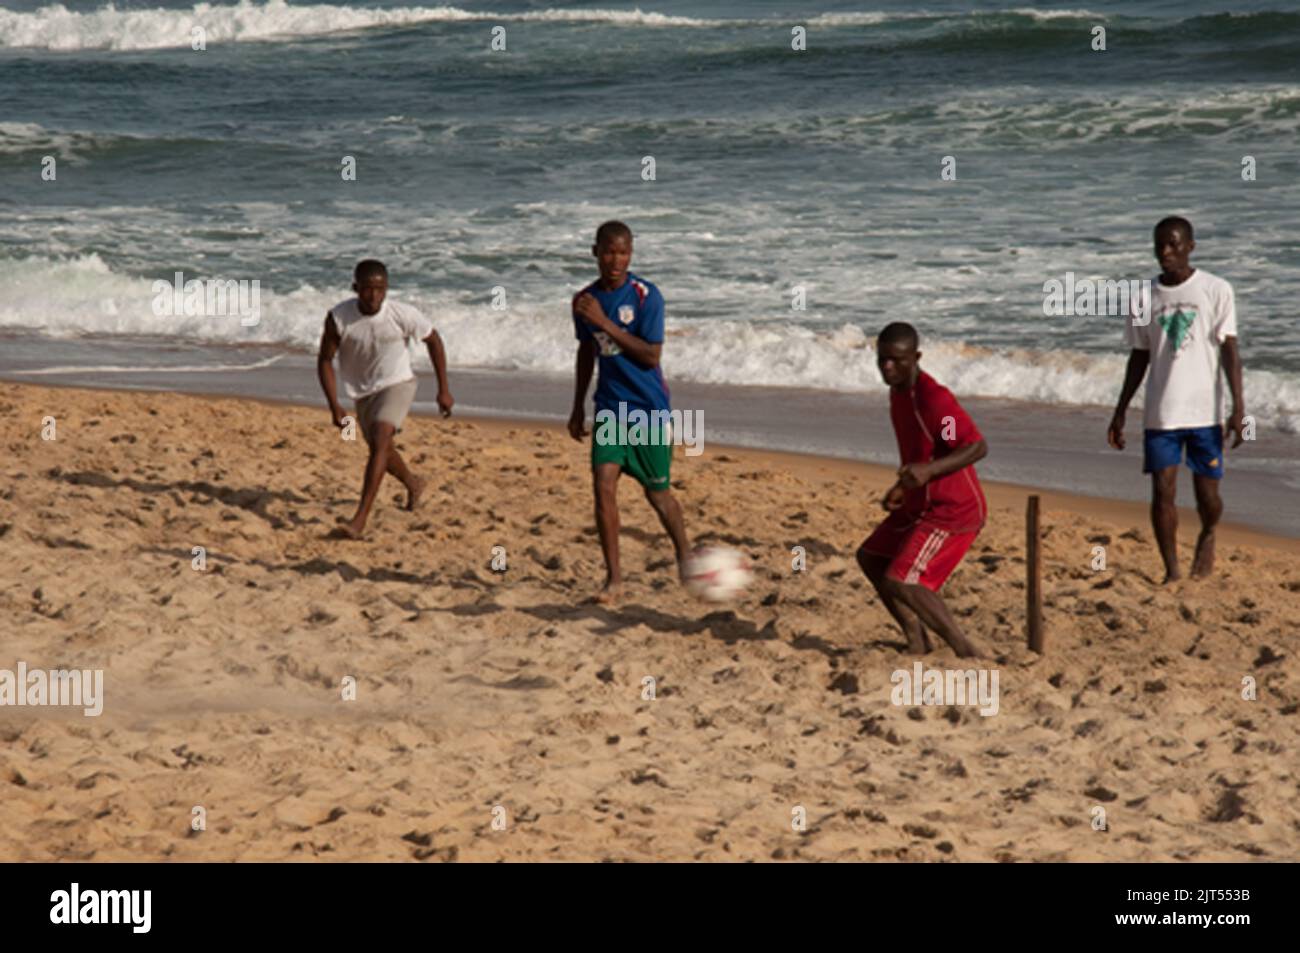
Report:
2,0,1299,430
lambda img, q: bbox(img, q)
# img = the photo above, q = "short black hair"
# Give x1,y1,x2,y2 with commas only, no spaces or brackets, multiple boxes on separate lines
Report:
877,321,919,352
354,259,388,283
594,221,632,247
1154,216,1194,242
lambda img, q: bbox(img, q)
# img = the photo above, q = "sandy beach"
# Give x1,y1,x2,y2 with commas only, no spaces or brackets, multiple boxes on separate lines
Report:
2,381,1297,862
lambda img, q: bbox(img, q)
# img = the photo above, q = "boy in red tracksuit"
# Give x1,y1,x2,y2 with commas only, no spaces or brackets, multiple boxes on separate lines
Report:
856,322,987,658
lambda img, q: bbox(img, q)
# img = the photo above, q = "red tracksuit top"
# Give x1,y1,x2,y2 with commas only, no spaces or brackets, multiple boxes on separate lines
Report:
890,370,987,533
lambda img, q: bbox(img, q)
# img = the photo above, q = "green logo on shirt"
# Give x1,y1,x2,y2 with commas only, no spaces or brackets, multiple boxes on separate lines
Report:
594,330,621,356
1158,309,1195,350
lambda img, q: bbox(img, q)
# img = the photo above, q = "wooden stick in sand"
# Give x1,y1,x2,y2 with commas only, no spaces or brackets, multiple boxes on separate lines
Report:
1027,494,1044,653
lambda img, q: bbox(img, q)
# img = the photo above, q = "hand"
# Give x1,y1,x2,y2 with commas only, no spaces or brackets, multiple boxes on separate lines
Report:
568,408,588,441
897,462,933,490
1107,409,1126,450
437,388,454,418
330,406,348,429
882,483,905,512
574,293,610,331
1224,408,1244,449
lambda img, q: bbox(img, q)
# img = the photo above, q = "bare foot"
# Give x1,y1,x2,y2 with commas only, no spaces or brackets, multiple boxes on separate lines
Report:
590,581,623,605
1190,531,1216,578
334,517,366,540
405,475,427,512
1161,568,1183,585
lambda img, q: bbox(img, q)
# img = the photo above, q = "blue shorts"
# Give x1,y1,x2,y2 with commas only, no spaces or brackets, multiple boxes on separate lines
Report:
1143,426,1224,479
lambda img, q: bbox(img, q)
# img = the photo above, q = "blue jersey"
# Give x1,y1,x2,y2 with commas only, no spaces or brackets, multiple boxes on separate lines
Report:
573,272,670,415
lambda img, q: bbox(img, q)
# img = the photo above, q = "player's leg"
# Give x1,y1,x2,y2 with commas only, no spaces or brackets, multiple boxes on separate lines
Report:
591,421,632,600
342,420,396,538
1190,475,1222,578
1150,465,1180,583
631,428,689,578
644,487,689,578
379,380,423,511
880,525,981,657
1188,425,1226,578
386,447,424,511
884,578,980,658
592,462,623,601
1143,429,1182,583
856,547,929,653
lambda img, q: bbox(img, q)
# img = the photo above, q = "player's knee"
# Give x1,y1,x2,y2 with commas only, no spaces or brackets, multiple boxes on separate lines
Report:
856,547,880,579
880,573,908,600
594,477,618,506
644,487,673,512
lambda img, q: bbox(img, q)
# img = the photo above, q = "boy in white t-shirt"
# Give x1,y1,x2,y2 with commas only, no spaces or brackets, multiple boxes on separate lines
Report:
317,259,454,539
1108,217,1245,583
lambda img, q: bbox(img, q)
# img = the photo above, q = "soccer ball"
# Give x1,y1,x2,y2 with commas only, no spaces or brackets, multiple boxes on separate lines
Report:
684,545,754,603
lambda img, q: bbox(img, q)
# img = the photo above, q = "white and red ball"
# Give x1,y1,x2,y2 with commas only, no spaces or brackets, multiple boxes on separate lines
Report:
684,545,754,603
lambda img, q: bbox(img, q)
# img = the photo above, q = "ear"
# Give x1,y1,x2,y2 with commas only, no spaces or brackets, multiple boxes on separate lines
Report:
351,281,358,294
591,243,599,258
914,350,922,364
1187,238,1196,254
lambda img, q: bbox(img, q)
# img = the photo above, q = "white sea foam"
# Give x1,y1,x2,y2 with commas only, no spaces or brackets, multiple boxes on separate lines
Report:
2,254,1297,433
0,3,1114,52
6,78,1297,166
0,2,731,51
0,121,115,160
808,8,1102,26
8,356,284,374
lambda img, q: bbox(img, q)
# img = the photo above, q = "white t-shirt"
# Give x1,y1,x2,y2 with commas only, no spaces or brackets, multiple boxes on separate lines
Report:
1124,268,1237,430
329,297,434,400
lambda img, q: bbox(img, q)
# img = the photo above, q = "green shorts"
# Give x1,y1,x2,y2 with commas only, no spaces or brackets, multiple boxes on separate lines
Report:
592,422,673,491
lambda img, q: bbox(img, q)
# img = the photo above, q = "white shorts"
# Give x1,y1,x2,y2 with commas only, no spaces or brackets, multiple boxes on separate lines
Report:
354,378,418,444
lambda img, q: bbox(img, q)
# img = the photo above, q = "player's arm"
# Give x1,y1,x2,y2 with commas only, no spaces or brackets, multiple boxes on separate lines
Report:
597,323,662,368
421,328,454,417
898,393,988,488
1108,348,1150,450
924,438,987,480
882,481,906,511
898,438,987,489
1221,335,1244,448
573,292,661,368
569,337,595,440
316,313,347,428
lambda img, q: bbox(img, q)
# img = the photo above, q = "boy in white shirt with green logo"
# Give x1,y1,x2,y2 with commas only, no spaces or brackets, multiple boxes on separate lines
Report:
1108,217,1245,583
